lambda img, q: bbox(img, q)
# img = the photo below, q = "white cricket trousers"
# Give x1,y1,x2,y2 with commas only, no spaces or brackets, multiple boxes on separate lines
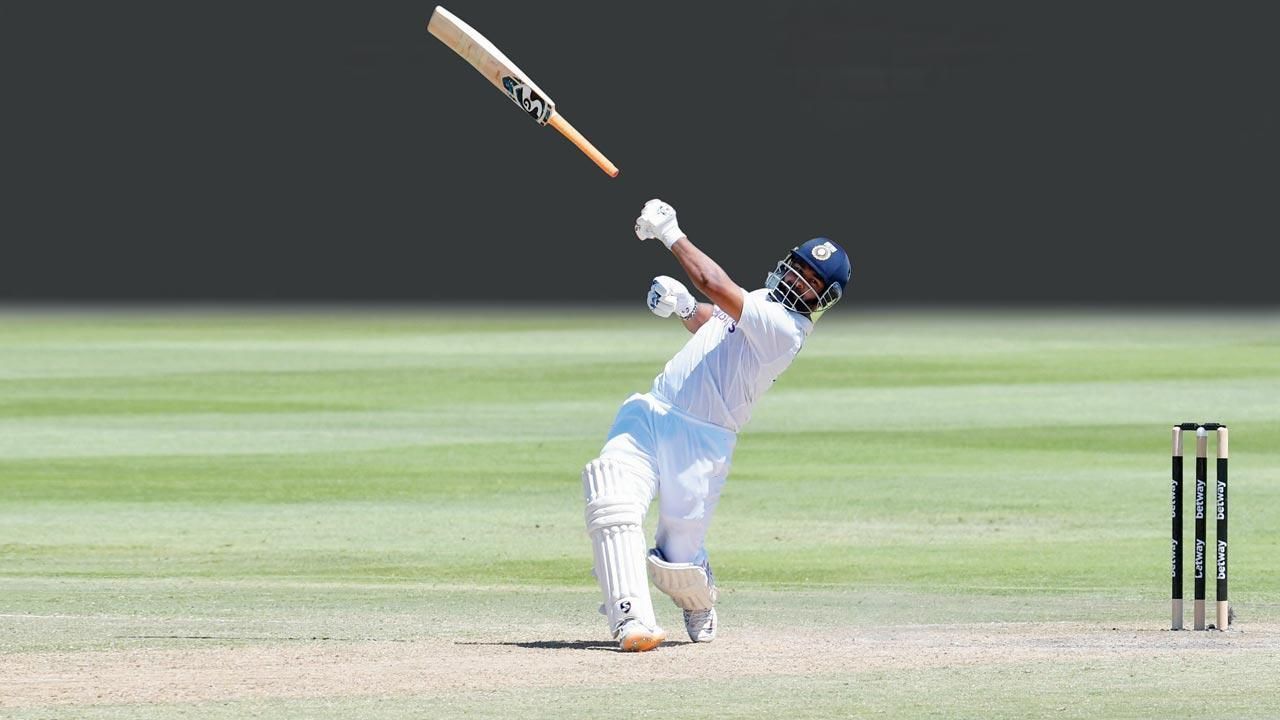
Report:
597,392,737,565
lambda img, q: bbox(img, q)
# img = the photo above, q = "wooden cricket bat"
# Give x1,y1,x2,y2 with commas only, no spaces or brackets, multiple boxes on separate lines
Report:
427,6,619,177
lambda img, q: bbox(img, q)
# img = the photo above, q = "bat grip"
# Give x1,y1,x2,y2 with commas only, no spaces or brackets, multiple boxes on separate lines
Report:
548,112,619,177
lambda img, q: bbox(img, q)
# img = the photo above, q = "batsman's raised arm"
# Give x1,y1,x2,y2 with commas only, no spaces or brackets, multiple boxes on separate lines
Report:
634,199,745,323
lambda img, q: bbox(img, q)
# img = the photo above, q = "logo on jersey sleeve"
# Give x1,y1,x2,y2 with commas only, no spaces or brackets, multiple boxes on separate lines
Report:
711,306,737,332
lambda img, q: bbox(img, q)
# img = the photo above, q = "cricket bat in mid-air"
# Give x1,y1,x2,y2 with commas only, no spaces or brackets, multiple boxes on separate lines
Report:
427,6,619,178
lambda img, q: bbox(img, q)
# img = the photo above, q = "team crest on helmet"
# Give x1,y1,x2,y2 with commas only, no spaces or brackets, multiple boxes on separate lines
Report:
811,241,838,262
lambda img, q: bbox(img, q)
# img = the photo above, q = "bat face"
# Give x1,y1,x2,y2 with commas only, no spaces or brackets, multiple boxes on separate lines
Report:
501,77,552,124
428,6,557,125
427,5,618,177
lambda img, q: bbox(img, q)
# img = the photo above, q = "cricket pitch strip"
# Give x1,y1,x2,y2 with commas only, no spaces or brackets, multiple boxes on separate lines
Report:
4,620,1277,710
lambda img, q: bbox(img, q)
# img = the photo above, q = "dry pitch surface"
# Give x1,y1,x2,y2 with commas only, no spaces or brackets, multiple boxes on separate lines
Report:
5,615,1279,717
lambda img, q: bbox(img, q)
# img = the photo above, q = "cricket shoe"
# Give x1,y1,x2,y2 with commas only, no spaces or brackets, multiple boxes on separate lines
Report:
683,607,717,642
614,618,666,652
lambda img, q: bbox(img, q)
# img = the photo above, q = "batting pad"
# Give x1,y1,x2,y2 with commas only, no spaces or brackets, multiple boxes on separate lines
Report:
583,458,657,628
647,548,718,611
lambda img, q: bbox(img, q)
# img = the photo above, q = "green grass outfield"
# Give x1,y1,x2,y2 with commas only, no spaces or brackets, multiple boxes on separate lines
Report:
2,308,1279,718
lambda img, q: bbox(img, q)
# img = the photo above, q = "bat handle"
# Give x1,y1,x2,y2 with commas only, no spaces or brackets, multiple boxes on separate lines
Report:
548,112,619,177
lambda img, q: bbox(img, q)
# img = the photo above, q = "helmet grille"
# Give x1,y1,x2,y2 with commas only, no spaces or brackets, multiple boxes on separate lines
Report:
765,256,843,313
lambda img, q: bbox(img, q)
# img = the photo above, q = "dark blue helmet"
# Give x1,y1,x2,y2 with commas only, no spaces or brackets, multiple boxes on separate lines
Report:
765,237,852,316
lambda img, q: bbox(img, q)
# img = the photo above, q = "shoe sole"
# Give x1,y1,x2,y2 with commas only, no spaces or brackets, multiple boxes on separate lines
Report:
619,629,666,652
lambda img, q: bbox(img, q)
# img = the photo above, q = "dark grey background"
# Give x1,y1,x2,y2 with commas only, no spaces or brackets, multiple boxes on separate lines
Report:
3,1,1276,304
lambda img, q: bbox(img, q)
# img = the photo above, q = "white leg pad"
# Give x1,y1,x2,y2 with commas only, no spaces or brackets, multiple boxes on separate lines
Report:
647,548,718,611
583,458,657,630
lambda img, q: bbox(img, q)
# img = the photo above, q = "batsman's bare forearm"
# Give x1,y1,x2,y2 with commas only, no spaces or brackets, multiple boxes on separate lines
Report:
681,303,714,333
670,237,745,321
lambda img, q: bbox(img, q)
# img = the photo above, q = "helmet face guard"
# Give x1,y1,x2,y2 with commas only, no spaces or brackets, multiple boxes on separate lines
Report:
765,254,843,314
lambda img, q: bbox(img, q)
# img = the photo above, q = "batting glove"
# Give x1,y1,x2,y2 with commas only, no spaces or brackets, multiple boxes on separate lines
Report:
635,199,685,249
647,275,697,319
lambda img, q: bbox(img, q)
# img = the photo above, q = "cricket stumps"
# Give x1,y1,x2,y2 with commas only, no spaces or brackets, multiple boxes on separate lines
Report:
1171,422,1229,631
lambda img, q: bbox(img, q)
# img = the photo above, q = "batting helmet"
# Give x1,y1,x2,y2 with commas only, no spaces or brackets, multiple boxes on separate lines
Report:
764,237,852,315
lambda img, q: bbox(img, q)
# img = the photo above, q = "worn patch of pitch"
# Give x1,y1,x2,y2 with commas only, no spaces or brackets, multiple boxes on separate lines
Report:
2,621,1274,708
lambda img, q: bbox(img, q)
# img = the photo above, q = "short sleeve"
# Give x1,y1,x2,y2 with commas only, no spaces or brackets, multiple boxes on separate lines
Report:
734,288,806,360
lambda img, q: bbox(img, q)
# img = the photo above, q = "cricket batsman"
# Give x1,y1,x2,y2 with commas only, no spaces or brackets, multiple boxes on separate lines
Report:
582,199,853,651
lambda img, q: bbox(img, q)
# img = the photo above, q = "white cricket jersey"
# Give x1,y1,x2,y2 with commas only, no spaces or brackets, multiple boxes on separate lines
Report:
650,288,813,432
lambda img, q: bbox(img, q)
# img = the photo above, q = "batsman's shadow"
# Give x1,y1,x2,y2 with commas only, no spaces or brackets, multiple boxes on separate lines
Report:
457,639,691,652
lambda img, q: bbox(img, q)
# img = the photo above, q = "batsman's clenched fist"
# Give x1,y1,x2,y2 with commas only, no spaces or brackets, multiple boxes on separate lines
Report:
635,199,685,249
647,275,697,319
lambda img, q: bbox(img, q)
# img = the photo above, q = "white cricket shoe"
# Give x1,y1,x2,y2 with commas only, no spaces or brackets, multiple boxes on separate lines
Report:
683,607,717,642
614,618,666,652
